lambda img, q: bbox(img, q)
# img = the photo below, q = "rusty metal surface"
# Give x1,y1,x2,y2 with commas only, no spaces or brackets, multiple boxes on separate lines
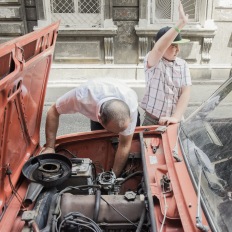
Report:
0,21,60,229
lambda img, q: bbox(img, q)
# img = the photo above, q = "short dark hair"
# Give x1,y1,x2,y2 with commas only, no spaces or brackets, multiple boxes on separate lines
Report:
100,99,130,127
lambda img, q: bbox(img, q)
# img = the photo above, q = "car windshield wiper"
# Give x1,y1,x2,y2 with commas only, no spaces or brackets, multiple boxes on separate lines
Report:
194,149,226,197
194,148,227,231
196,162,209,232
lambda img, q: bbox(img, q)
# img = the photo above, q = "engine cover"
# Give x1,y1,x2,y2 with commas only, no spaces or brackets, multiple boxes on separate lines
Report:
60,193,145,223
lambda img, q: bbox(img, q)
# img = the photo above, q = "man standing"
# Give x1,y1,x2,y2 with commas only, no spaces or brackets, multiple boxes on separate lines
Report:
42,79,139,177
140,1,192,126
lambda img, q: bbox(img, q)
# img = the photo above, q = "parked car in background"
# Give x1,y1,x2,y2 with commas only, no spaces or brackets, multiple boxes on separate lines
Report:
0,22,231,232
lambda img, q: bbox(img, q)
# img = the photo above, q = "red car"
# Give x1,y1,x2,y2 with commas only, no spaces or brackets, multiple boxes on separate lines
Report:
0,22,231,232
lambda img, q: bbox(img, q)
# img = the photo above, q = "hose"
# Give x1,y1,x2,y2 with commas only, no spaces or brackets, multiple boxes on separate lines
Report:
136,207,146,232
120,171,143,185
93,189,101,222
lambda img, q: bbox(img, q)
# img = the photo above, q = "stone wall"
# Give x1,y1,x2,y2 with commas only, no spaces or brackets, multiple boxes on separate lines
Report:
24,0,37,32
0,0,27,43
112,0,139,64
0,0,231,80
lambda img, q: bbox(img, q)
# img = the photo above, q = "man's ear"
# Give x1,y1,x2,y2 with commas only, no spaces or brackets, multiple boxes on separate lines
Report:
98,114,102,123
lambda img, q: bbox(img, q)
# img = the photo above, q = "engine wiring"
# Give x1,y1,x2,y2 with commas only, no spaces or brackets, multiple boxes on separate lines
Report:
15,152,149,231
159,182,169,232
6,167,27,210
52,182,148,232
54,185,101,232
121,155,141,178
59,212,102,232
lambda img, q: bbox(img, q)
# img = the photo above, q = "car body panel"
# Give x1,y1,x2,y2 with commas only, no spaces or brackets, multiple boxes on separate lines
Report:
141,126,209,232
0,21,59,226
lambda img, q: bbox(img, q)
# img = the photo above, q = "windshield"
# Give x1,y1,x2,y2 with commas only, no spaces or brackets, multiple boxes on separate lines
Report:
180,77,232,232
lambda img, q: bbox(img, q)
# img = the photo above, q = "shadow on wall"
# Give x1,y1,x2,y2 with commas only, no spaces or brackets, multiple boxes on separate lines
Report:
228,33,232,47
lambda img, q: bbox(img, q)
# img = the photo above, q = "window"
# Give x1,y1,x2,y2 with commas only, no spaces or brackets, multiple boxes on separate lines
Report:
50,0,103,28
51,0,75,13
78,0,100,13
148,0,197,24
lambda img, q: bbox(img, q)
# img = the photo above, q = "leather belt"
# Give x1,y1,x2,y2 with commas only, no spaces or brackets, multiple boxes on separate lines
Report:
145,111,159,120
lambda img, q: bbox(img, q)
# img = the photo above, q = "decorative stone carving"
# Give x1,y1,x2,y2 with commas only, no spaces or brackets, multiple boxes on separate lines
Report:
114,21,137,64
116,21,137,45
138,37,148,63
104,37,114,64
113,8,138,21
202,37,213,64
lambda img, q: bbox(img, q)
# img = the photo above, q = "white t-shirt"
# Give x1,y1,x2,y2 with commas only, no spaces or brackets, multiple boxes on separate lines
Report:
56,79,138,136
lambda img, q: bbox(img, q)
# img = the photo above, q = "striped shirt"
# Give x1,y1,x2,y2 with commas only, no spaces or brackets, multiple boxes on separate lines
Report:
140,53,192,118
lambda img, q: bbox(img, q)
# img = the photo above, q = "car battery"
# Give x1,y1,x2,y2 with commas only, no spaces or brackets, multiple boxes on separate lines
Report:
56,158,93,194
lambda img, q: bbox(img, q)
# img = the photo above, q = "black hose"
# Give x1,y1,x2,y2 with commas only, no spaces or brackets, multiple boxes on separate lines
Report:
120,171,143,185
40,192,59,232
136,207,146,232
93,189,101,222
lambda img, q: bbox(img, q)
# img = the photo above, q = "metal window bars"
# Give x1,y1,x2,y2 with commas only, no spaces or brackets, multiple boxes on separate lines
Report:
148,0,197,24
50,0,103,28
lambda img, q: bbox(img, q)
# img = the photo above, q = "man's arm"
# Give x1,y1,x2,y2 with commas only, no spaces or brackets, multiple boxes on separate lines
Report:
112,134,133,177
147,1,188,68
159,86,191,125
41,104,60,154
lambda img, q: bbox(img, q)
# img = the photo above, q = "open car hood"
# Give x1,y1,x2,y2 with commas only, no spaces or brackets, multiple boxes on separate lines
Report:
0,21,59,213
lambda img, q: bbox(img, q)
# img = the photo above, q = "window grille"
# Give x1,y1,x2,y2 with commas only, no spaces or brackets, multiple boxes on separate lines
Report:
78,0,100,13
149,0,197,24
52,0,75,13
50,0,103,28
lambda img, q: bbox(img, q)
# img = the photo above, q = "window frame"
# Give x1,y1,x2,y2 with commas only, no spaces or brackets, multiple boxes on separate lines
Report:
147,0,209,27
49,0,104,28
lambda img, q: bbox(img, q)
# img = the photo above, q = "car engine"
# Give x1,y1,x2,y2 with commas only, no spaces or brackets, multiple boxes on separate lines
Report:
21,157,148,232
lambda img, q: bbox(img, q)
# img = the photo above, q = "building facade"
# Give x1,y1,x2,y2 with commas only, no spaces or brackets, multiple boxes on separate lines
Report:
0,0,232,106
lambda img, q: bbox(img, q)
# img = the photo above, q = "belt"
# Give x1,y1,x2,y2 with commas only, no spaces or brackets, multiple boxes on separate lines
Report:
144,112,159,120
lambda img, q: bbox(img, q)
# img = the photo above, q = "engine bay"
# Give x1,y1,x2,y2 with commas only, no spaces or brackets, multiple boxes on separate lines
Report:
20,136,149,232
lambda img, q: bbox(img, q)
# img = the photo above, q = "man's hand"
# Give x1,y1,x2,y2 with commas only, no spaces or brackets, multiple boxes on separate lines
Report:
159,116,179,126
40,146,55,154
